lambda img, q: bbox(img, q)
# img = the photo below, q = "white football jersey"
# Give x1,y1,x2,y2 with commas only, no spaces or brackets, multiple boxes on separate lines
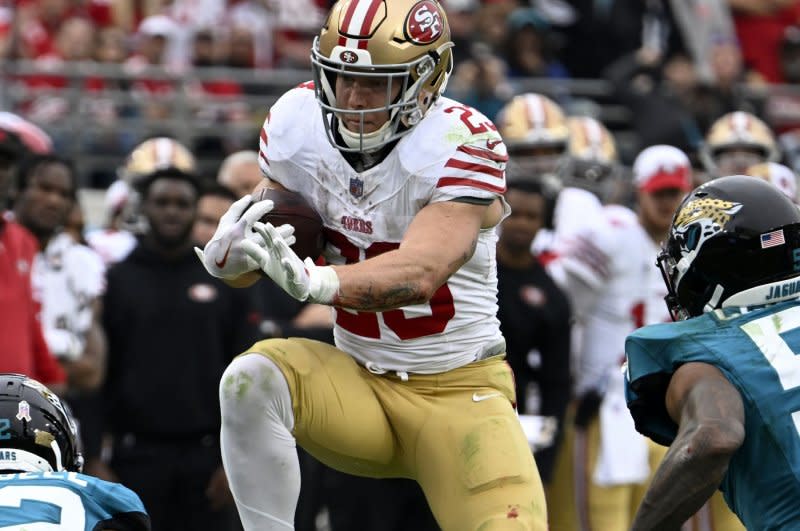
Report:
555,204,652,394
32,233,106,357
259,85,509,374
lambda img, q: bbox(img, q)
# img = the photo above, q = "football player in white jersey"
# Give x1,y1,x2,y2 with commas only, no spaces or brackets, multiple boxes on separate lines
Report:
195,1,547,530
497,101,662,530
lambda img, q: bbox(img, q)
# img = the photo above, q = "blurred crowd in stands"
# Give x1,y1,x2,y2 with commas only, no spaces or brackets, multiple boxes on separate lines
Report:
3,0,800,530
3,0,800,178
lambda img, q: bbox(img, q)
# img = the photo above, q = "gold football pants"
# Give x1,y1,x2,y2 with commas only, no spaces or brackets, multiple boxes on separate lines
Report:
246,337,548,531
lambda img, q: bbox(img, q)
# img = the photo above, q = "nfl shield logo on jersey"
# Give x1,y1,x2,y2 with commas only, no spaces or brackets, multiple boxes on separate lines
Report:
349,177,364,198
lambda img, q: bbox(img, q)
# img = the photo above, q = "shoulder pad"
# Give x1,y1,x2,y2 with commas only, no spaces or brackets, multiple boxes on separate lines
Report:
259,84,319,175
403,98,507,201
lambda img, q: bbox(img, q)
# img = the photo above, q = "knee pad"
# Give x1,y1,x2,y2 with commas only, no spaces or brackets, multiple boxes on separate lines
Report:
219,353,294,431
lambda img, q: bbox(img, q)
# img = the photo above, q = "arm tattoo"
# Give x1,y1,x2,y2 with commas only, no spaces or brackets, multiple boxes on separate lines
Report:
346,281,425,311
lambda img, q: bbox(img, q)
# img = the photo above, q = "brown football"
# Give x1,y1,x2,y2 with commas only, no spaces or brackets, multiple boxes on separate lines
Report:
253,188,325,260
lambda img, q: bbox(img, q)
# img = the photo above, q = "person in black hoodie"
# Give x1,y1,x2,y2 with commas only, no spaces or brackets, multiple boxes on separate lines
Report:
496,179,572,485
99,167,260,531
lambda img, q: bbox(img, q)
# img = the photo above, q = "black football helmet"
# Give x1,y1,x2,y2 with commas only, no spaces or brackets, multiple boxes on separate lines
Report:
658,175,800,320
0,373,83,473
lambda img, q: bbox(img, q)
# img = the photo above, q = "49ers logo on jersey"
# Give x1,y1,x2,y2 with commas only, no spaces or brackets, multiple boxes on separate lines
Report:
406,1,443,45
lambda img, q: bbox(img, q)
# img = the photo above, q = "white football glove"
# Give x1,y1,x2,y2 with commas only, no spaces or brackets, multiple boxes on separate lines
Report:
194,194,296,280
241,221,339,304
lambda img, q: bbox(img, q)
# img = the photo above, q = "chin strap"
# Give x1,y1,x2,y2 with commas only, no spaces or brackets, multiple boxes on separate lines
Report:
721,276,800,309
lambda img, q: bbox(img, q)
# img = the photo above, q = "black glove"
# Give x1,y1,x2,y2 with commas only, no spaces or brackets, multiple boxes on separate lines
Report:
574,389,603,429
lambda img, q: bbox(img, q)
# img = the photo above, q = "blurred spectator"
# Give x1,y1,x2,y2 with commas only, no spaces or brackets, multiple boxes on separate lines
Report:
16,0,74,59
225,26,257,69
446,44,512,121
164,0,227,69
272,0,326,68
474,0,516,53
731,0,800,83
100,167,260,531
496,178,572,483
0,129,66,392
765,25,800,134
441,0,479,68
186,29,246,156
192,182,237,246
562,0,679,78
20,17,97,124
606,48,706,160
108,0,164,34
224,0,275,69
216,150,262,198
125,15,178,120
504,8,569,79
0,6,12,59
668,0,738,83
14,154,106,392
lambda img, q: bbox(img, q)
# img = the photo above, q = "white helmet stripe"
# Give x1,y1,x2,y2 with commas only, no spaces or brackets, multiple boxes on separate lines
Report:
154,137,174,167
525,95,545,131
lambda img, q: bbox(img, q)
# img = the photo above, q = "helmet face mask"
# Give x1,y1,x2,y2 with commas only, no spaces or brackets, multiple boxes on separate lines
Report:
311,0,454,153
660,175,800,319
559,116,618,196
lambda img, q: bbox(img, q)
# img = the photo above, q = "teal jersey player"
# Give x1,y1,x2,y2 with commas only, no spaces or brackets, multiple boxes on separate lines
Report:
0,471,149,529
626,302,800,529
0,373,149,530
623,175,800,530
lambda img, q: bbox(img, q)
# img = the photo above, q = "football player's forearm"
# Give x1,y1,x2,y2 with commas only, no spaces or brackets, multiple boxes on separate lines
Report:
631,431,732,530
332,250,450,311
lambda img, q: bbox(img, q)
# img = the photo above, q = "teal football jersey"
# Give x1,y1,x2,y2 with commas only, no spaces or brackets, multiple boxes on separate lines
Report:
625,300,800,530
0,470,149,530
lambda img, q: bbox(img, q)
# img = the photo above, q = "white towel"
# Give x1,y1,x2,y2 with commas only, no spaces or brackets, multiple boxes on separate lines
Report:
593,369,650,486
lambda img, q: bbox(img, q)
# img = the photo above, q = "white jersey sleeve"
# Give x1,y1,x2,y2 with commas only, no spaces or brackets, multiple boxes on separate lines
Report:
572,206,651,394
407,100,508,204
258,81,319,184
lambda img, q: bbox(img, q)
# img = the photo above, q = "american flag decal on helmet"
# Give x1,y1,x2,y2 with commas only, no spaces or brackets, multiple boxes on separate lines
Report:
761,229,785,249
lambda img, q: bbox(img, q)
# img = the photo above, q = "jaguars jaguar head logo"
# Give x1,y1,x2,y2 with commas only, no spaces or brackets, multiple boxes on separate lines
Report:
672,197,743,255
